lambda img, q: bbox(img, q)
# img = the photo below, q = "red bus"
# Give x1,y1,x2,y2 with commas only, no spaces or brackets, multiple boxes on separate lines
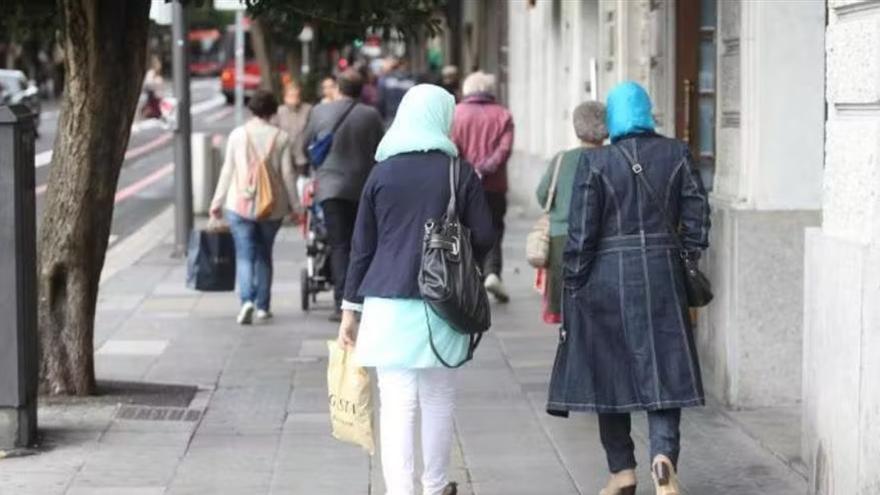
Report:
189,29,223,77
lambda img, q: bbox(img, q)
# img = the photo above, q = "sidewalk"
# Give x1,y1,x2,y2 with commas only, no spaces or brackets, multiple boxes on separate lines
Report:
0,217,808,495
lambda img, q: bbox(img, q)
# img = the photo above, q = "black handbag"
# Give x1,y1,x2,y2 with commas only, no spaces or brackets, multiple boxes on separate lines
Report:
614,143,714,308
186,226,236,292
419,158,491,368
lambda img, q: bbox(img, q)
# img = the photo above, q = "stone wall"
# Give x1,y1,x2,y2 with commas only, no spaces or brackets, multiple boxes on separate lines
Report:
506,0,602,214
697,0,824,408
803,1,880,493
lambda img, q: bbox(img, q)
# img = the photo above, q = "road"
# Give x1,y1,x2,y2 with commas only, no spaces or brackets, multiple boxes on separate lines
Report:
34,78,237,250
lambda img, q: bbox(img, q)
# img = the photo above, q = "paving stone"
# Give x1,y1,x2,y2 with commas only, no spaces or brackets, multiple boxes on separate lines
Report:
0,221,808,494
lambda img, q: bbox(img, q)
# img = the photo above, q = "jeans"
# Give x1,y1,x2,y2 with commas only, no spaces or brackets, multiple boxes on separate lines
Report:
598,408,681,473
322,199,359,308
484,191,506,277
225,211,282,311
377,368,456,495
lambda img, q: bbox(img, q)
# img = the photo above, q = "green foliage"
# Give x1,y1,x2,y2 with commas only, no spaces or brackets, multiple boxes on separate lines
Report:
0,0,59,43
189,3,236,29
244,0,446,46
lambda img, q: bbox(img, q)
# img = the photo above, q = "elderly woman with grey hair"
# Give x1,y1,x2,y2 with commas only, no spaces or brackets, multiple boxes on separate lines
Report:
535,101,608,323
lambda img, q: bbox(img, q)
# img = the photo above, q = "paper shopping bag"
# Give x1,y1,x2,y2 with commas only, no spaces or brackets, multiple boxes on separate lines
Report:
326,341,374,454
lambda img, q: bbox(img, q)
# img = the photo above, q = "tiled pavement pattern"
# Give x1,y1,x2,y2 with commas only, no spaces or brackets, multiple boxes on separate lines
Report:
0,220,808,494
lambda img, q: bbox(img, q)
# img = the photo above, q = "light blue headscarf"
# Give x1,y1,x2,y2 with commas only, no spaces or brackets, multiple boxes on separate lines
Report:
606,81,656,141
374,84,459,162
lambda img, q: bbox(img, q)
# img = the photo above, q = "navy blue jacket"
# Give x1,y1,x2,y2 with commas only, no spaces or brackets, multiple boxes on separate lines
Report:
343,151,495,304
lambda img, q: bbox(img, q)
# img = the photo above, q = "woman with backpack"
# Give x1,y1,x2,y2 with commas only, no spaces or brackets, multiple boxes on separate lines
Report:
210,90,300,325
336,84,494,495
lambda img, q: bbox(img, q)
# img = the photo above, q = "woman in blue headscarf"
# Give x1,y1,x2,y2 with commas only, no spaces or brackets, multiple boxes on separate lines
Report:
546,82,711,495
337,84,494,495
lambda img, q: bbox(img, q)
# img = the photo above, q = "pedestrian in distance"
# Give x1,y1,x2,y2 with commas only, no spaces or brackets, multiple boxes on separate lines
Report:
272,80,312,178
302,69,384,321
452,71,515,303
535,101,608,324
377,57,417,127
440,65,461,101
209,90,301,325
319,74,340,104
546,81,711,495
337,83,494,495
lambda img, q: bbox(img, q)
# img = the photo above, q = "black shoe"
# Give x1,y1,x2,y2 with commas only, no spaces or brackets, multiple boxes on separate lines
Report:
328,310,342,322
442,482,458,495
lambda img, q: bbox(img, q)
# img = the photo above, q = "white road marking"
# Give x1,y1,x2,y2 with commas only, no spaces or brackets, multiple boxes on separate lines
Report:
96,339,169,356
34,94,226,169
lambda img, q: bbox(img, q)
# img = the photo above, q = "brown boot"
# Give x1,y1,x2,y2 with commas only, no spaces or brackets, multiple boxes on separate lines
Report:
599,468,636,495
441,482,458,495
652,455,681,495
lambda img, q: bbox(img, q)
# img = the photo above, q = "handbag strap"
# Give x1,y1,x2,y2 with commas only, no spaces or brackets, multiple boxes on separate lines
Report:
613,142,688,254
331,100,357,134
445,157,460,220
543,153,565,213
423,302,482,369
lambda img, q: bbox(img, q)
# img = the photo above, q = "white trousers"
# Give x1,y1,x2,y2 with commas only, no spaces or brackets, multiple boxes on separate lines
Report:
376,367,456,495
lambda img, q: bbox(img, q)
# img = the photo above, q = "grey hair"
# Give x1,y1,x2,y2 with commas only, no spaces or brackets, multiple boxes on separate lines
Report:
462,71,496,97
572,101,608,144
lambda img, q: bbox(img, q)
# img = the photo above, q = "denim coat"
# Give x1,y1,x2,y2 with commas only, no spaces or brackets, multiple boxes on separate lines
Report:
546,133,710,415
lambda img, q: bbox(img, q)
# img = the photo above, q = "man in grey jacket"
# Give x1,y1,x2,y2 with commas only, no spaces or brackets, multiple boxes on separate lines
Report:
303,69,384,320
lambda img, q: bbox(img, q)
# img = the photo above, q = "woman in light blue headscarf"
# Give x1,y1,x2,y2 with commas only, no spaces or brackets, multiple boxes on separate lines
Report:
547,81,711,495
337,84,494,495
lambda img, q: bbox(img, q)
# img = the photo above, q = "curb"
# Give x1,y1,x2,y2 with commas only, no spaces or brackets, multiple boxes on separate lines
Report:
100,206,175,285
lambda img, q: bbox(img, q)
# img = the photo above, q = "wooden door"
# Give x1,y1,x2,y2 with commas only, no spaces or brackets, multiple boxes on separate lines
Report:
675,0,717,191
675,0,700,147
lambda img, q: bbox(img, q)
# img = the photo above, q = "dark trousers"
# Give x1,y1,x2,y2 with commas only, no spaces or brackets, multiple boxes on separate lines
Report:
322,199,359,309
484,191,507,277
598,408,681,473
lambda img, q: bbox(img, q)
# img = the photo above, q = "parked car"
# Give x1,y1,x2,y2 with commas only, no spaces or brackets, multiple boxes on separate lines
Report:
0,69,41,134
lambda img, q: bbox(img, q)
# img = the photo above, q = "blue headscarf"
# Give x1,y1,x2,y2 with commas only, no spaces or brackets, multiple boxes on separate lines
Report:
374,84,459,161
606,81,656,141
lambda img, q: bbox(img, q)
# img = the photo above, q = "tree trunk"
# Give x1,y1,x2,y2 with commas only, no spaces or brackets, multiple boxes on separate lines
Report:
37,0,151,396
250,18,280,98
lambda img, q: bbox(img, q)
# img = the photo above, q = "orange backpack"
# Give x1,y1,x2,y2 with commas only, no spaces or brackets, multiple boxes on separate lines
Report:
239,130,278,220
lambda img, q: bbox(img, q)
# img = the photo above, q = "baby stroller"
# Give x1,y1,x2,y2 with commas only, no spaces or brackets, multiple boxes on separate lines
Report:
300,179,333,311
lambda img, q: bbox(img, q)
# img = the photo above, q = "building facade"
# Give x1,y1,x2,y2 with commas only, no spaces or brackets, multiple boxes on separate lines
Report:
473,0,879,493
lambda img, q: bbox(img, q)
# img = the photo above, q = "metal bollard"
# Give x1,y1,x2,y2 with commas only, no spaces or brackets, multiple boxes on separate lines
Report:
0,105,38,448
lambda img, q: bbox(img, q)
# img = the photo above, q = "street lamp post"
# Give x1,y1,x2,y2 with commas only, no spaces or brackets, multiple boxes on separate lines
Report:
299,25,314,76
234,10,245,127
171,0,194,256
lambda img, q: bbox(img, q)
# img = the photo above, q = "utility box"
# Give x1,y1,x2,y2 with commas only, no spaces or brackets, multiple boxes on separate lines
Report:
191,132,221,215
0,105,39,448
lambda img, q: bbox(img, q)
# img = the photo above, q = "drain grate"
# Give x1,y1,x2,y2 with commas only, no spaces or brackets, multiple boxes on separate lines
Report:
116,405,202,422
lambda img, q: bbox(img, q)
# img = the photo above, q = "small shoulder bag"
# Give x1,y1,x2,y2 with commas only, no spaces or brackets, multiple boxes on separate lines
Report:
526,153,564,269
614,143,714,308
307,100,357,167
419,158,491,368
